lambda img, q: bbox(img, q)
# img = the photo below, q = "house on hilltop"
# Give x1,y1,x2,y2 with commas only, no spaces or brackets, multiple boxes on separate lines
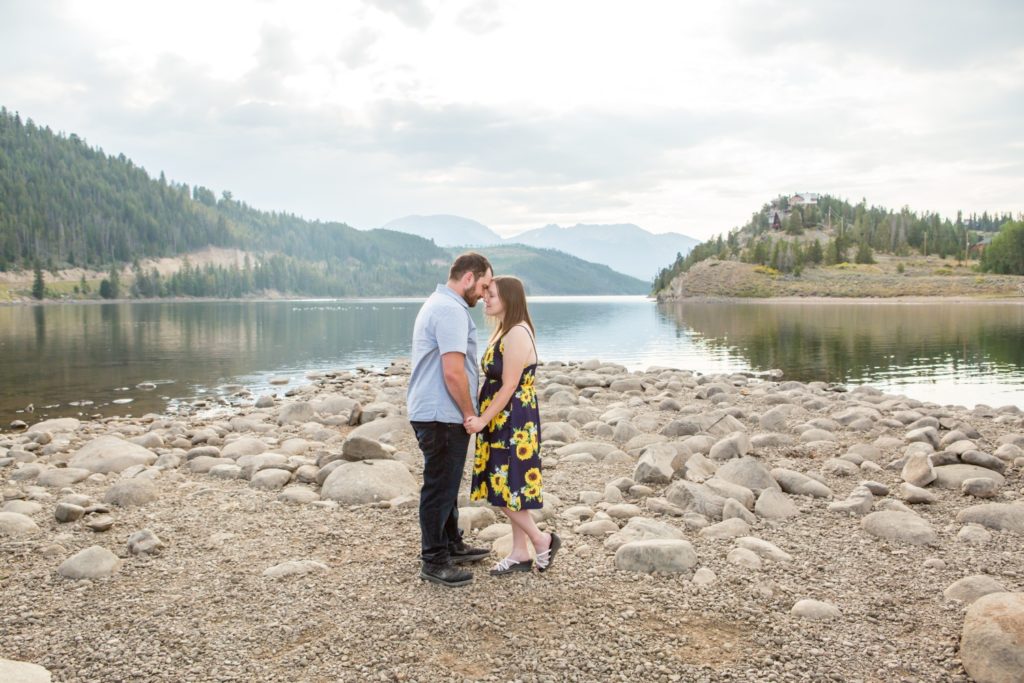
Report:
789,192,821,206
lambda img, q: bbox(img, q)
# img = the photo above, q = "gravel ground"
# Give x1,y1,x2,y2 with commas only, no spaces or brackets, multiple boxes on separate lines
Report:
2,362,1022,682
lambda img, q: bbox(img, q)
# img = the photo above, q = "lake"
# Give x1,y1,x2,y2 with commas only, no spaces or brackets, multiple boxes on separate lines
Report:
2,297,1023,429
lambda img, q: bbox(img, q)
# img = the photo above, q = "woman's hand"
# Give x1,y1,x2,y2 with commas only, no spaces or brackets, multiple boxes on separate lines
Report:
464,415,486,434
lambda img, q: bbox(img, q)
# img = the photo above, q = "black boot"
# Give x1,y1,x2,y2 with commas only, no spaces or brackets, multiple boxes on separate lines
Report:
419,561,473,587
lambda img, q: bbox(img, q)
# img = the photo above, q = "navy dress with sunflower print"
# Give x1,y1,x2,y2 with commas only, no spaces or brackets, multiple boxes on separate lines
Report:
470,326,542,511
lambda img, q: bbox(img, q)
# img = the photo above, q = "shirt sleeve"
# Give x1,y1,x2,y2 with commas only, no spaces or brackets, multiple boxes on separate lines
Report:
435,307,469,356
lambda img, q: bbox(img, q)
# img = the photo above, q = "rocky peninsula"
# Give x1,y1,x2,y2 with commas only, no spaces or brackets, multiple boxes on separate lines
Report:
2,360,1023,682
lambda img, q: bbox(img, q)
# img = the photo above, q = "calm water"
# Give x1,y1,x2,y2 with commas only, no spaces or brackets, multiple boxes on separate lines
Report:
2,297,1023,429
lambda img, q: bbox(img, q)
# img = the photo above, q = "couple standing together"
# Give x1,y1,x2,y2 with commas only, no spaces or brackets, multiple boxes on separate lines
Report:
407,253,561,587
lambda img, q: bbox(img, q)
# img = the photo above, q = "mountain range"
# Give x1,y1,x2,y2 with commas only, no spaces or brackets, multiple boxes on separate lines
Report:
382,215,699,280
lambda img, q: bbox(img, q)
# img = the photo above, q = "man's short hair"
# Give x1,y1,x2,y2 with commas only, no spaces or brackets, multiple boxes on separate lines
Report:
449,252,493,281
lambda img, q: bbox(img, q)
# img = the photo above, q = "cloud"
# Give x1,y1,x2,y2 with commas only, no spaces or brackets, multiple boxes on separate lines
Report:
339,27,379,68
456,0,502,35
364,0,433,29
728,0,1024,69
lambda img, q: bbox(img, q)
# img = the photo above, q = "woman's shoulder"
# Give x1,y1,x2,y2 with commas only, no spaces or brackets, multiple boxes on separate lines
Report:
503,323,534,343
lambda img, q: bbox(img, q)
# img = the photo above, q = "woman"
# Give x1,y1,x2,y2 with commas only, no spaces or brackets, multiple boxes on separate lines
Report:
465,276,560,575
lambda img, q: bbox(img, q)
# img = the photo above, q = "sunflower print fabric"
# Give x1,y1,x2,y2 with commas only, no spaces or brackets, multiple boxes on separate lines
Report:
470,331,543,510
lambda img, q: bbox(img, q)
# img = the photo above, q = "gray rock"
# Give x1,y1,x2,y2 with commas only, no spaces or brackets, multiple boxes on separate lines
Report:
994,443,1023,461
58,545,122,579
249,468,292,491
933,464,1005,490
708,432,752,461
220,437,268,459
861,481,889,497
262,559,328,579
905,426,940,448
722,498,757,524
692,567,716,586
575,519,619,536
86,514,115,532
320,460,417,505
278,486,320,504
604,516,684,551
958,524,993,545
665,480,725,520
727,547,762,569
698,517,750,539
900,482,938,504
755,489,800,519
0,658,52,682
54,503,85,523
3,500,42,515
36,467,92,488
606,503,643,520
962,477,1000,499
771,468,833,499
962,450,1007,474
632,444,677,485
645,497,687,517
67,436,156,474
208,464,242,479
960,592,1024,683
821,458,859,476
827,485,875,515
342,435,394,461
0,511,38,537
862,510,937,545
103,479,158,507
127,529,164,555
956,503,1024,533
901,453,936,487
944,575,1008,605
791,599,841,620
703,477,755,509
614,539,698,574
277,401,315,425
715,457,780,495
735,536,793,562
238,453,290,479
254,394,275,408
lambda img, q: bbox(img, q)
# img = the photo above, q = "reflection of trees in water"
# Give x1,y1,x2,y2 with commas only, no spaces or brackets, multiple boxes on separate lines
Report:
658,302,1024,383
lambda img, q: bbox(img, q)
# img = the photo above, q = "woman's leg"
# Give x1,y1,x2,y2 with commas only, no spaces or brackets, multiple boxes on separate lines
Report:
502,508,550,555
500,508,533,561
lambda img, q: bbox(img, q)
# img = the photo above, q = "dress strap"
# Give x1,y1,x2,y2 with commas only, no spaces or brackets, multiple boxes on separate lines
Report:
514,323,538,366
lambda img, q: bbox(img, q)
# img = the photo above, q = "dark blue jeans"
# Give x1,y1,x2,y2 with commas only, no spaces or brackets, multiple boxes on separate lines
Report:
411,421,470,565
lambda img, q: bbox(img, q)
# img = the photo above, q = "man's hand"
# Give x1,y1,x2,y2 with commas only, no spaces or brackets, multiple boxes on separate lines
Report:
464,415,485,434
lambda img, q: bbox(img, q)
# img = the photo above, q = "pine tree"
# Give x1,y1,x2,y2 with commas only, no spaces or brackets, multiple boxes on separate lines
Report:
32,261,45,299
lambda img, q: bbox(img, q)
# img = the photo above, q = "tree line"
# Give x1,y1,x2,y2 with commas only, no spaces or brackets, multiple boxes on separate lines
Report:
653,195,1021,291
0,107,453,296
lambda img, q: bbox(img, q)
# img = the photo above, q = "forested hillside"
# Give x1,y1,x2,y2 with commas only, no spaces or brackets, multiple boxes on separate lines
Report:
653,194,1020,293
479,244,648,295
0,107,452,295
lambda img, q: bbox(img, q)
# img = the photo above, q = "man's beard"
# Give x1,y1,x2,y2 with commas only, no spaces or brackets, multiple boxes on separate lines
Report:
462,282,480,306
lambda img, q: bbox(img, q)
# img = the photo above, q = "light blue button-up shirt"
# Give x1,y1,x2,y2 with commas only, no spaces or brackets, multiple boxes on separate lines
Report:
407,284,479,423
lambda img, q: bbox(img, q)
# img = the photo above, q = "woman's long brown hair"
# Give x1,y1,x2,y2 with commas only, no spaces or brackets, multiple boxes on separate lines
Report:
488,276,535,344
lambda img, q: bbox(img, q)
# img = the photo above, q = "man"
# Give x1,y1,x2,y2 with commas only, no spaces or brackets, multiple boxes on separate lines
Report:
408,252,493,587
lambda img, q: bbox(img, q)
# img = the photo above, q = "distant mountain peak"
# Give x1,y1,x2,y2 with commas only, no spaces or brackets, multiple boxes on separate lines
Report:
381,215,501,247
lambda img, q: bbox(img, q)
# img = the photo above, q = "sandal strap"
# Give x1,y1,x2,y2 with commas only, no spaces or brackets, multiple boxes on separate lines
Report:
494,556,524,572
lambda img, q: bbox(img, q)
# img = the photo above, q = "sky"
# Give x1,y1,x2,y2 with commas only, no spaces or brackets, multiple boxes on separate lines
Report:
1,0,1022,241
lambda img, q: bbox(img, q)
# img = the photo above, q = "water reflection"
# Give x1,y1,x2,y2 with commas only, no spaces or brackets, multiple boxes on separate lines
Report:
2,298,1023,427
658,301,1024,407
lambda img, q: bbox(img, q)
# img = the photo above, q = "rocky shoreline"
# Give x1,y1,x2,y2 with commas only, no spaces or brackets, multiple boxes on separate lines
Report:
2,361,1023,682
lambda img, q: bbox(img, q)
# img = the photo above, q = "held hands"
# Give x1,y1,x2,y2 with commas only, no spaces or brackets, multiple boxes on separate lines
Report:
464,415,486,434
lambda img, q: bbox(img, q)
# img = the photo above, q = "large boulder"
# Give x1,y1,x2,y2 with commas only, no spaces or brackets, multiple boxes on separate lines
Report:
715,457,780,495
67,436,156,474
956,504,1024,534
960,592,1024,683
57,545,123,579
771,468,833,499
604,517,684,552
861,511,936,546
103,479,158,507
320,460,417,505
277,401,315,425
632,444,677,485
944,575,1008,605
0,512,38,537
665,481,726,520
347,417,413,443
900,453,936,487
614,539,697,574
932,464,1005,490
0,658,52,683
342,436,394,461
37,468,91,488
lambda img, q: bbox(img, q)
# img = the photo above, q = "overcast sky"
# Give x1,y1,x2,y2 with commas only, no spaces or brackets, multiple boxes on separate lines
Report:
2,0,1022,240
